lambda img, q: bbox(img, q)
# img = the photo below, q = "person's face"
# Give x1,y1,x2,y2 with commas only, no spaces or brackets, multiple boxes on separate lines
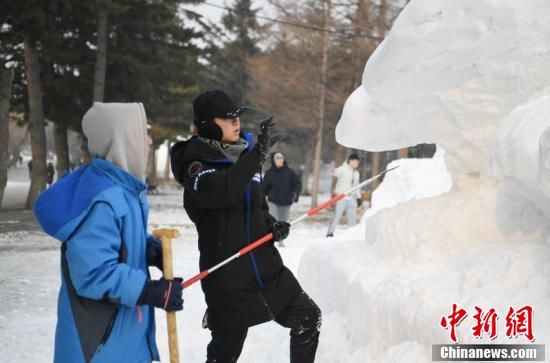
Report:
214,117,240,143
274,157,284,168
349,159,359,169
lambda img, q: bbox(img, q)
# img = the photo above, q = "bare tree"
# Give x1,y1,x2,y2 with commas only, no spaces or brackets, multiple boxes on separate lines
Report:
24,35,48,209
0,68,14,208
310,0,331,208
54,121,70,178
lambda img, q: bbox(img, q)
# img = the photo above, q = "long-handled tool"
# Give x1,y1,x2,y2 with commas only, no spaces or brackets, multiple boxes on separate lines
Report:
182,165,399,289
152,228,181,363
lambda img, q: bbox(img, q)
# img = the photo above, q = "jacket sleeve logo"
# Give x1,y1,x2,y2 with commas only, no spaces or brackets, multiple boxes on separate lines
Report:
188,161,203,178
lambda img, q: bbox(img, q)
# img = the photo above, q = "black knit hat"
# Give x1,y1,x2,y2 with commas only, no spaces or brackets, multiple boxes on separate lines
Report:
192,90,247,141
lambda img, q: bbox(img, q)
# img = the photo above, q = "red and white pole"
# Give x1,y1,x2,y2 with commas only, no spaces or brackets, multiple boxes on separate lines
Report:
182,165,399,289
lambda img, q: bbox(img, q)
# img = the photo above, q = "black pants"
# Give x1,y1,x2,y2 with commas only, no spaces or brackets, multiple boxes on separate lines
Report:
206,291,322,363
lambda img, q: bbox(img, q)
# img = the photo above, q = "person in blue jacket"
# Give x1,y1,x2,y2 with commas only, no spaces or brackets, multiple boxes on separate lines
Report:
34,102,184,363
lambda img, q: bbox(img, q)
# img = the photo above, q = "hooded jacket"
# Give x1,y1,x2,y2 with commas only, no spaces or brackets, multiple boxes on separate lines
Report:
170,133,302,331
34,103,159,363
262,154,301,206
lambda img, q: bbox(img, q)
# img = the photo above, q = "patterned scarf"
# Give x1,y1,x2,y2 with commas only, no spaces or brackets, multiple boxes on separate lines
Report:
197,136,249,162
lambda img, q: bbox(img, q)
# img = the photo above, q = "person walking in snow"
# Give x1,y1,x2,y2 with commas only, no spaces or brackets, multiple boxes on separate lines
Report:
27,159,32,179
262,152,301,246
34,102,184,363
326,154,361,237
171,90,321,363
47,161,55,186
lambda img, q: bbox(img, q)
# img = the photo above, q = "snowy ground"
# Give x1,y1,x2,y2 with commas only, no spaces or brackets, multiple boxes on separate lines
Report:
0,186,361,362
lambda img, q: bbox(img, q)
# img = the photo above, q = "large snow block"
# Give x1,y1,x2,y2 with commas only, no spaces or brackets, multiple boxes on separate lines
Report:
299,237,550,362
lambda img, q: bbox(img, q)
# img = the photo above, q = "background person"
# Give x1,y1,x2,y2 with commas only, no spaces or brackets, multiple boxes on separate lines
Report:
262,152,301,246
326,154,361,237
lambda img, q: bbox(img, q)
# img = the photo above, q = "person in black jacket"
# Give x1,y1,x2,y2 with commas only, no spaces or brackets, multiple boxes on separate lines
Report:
171,90,321,363
47,162,55,186
262,152,301,246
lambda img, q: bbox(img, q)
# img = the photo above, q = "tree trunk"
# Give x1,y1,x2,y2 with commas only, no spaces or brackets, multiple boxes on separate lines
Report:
164,140,171,181
81,0,109,164
93,1,108,102
398,147,408,159
310,0,331,208
301,141,314,195
359,150,369,180
378,0,387,37
0,68,14,208
24,36,48,209
54,122,70,179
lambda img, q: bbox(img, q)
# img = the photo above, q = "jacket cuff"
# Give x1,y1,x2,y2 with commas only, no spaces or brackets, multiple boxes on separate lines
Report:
124,270,148,307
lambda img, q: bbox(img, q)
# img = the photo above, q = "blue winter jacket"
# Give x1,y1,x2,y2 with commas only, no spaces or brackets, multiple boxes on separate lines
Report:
34,158,160,363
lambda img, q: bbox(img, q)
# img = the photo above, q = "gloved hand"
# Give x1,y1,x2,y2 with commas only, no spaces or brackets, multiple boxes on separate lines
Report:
146,239,163,271
357,198,362,208
138,278,184,312
271,221,290,241
254,117,282,162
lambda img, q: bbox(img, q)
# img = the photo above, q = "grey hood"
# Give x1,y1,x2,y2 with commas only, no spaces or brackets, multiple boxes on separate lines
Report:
82,102,148,181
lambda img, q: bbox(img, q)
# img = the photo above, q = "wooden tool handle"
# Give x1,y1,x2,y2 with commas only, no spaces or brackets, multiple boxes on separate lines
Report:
162,237,179,363
153,228,181,363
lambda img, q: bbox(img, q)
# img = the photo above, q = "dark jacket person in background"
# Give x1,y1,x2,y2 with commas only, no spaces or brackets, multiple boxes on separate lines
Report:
47,162,55,186
170,90,321,363
262,152,301,246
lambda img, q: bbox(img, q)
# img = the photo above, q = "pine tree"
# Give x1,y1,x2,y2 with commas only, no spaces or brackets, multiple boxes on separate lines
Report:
207,0,260,104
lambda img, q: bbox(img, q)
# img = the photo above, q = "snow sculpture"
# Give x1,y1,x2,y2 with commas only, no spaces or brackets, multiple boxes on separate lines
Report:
337,0,550,177
300,0,550,361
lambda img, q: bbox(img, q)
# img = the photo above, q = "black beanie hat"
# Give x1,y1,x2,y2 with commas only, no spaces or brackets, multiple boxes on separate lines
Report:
193,90,248,141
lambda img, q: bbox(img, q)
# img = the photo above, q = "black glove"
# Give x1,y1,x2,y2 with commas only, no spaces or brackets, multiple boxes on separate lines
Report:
357,198,362,208
254,117,282,162
138,278,184,312
271,221,290,241
146,239,163,271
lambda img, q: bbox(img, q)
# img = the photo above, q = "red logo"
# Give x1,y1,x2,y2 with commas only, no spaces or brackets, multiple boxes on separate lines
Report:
472,306,499,340
506,306,535,342
440,304,468,343
440,305,535,343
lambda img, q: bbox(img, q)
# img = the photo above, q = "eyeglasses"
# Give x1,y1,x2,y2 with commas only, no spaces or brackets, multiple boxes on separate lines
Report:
226,107,247,119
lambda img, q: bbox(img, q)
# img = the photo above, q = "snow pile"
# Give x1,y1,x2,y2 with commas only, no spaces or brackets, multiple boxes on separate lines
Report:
300,0,550,361
363,147,452,220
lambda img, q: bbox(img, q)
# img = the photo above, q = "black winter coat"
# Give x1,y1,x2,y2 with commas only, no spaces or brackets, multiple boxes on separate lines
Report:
170,134,302,332
262,161,301,206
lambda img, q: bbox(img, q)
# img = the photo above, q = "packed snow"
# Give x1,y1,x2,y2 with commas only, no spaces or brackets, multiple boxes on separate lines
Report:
0,188,360,362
